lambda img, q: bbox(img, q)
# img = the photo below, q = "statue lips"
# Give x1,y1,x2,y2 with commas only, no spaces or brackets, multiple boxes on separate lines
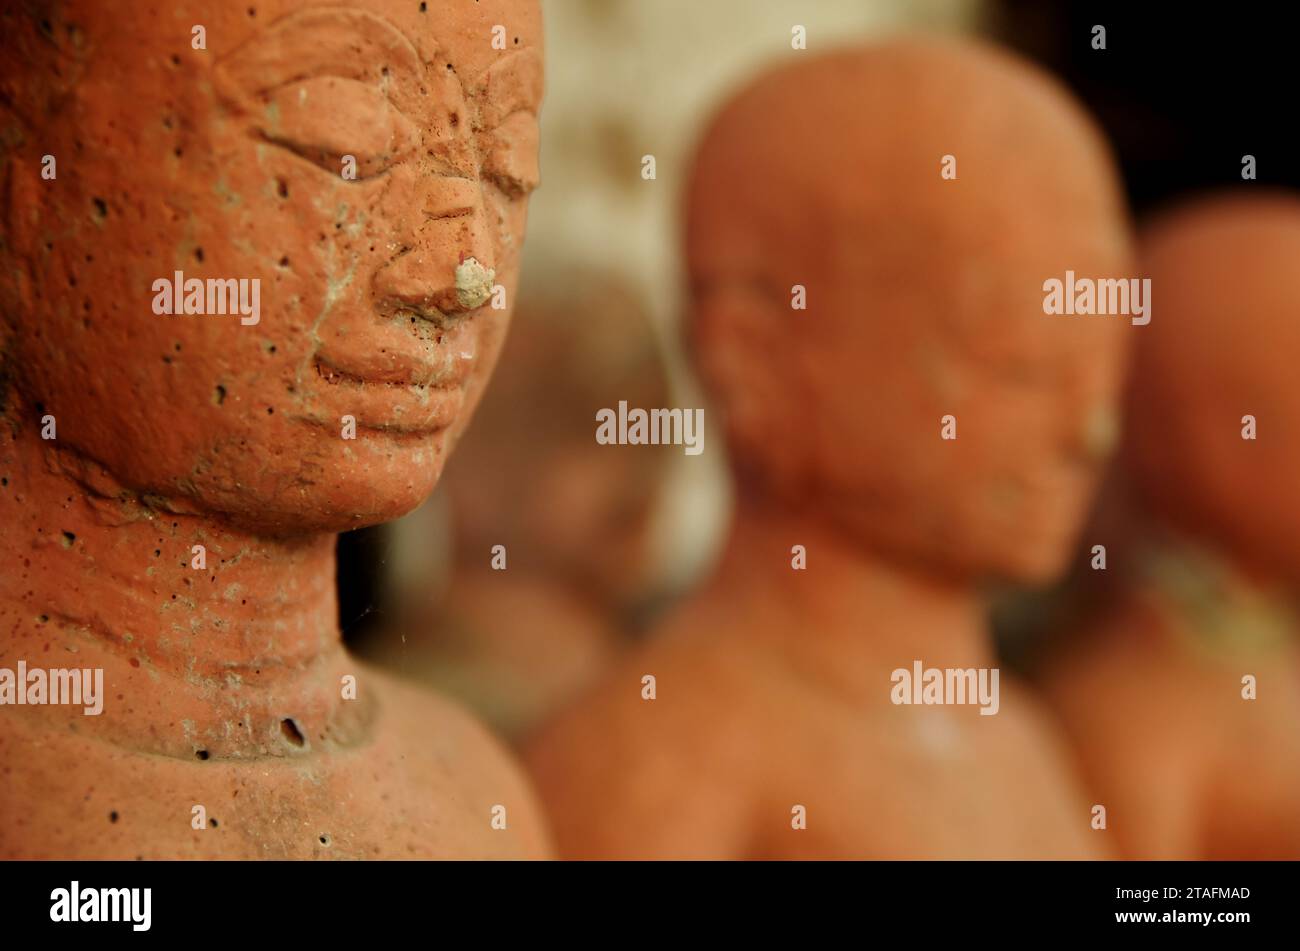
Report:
302,312,479,434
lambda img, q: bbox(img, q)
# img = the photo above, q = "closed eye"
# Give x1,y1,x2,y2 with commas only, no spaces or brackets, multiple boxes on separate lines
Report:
257,76,418,180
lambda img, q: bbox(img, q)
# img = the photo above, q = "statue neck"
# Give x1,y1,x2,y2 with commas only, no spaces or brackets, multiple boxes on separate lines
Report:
709,495,993,695
0,421,358,759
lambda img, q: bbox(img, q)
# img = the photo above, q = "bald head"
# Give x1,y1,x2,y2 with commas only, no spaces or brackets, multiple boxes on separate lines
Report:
685,39,1133,582
1126,192,1300,580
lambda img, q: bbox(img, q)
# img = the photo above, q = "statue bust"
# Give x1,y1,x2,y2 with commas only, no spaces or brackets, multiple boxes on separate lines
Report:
527,38,1133,859
1043,192,1300,859
0,0,548,858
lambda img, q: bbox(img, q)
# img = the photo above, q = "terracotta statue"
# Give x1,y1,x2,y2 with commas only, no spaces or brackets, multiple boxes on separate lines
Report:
526,39,1134,859
365,262,673,739
0,0,549,858
1041,192,1300,859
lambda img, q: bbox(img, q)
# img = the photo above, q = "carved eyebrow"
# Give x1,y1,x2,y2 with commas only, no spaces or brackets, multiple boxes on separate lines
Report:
472,49,544,128
214,8,426,114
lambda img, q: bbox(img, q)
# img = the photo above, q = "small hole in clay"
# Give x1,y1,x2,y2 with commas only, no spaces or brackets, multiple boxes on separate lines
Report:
109,811,119,823
196,749,210,761
319,833,331,846
213,384,226,405
92,198,107,218
61,531,75,547
281,718,306,747
277,178,289,198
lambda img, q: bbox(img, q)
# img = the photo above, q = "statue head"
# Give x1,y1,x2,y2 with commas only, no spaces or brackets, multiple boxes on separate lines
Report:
440,261,673,605
685,39,1132,583
0,0,542,534
1125,192,1300,582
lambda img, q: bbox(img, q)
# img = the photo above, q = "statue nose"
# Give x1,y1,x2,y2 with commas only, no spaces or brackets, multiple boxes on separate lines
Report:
373,176,496,320
374,248,496,319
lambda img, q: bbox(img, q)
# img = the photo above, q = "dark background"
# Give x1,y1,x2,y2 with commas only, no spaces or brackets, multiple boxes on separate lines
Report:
996,1,1300,212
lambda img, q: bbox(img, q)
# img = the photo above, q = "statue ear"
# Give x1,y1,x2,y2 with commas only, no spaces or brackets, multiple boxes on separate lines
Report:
5,148,46,244
1,151,45,321
688,282,809,492
0,8,84,272
0,147,46,329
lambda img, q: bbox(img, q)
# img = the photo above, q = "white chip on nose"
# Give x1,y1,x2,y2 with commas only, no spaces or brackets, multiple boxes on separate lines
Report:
454,257,495,310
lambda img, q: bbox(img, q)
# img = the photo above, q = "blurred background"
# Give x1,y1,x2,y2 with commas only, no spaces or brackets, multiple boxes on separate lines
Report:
337,0,1300,823
343,0,982,734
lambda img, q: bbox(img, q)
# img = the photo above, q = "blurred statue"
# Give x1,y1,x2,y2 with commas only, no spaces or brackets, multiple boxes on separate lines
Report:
365,263,674,738
1041,192,1300,859
527,38,1134,859
0,0,549,858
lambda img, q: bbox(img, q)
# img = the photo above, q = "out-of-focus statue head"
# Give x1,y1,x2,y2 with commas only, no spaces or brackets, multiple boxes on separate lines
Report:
1126,192,1300,582
440,262,672,603
685,39,1132,583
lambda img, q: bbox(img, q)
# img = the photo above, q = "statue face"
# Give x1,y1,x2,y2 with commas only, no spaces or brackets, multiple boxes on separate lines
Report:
1126,194,1300,582
1,0,542,533
687,42,1132,583
780,225,1127,585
